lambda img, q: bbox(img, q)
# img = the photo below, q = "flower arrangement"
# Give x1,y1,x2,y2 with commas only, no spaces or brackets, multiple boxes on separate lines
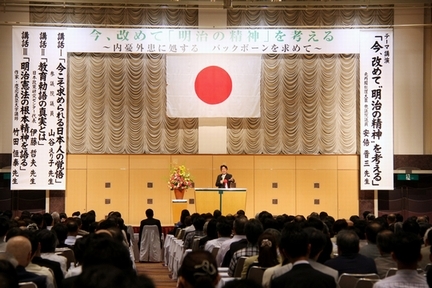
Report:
168,164,194,190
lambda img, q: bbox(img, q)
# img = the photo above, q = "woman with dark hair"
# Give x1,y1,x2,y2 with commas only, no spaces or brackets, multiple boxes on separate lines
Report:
178,251,220,288
241,232,280,278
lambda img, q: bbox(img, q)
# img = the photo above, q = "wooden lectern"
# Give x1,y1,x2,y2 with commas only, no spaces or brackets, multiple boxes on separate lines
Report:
194,187,247,215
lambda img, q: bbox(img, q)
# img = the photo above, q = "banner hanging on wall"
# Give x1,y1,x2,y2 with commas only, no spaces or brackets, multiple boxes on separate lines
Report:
11,26,393,190
359,30,394,190
11,27,67,190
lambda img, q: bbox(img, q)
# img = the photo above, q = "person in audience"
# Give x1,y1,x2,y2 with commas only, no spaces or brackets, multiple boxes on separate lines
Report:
0,216,9,252
324,229,377,275
64,218,79,246
51,212,60,226
420,228,432,270
65,235,86,278
204,216,233,253
43,213,54,231
51,223,69,249
0,257,19,288
174,209,190,231
30,230,64,288
184,216,206,250
63,232,136,288
374,229,396,278
373,231,428,288
303,227,338,283
241,232,279,278
213,210,222,219
386,213,396,232
198,218,217,249
270,223,336,288
6,235,47,288
359,221,383,259
183,213,201,241
228,218,263,277
330,219,348,255
178,251,220,288
138,209,162,251
38,229,68,275
216,215,247,267
73,264,155,288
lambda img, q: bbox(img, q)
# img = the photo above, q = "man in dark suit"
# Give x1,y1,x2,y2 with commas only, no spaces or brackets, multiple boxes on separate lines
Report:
324,228,378,275
215,165,235,188
271,223,336,288
138,209,162,250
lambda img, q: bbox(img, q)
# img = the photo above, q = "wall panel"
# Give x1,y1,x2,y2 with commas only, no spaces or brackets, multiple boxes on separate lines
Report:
296,170,338,217
65,154,359,224
65,169,87,216
87,169,129,220
337,170,359,219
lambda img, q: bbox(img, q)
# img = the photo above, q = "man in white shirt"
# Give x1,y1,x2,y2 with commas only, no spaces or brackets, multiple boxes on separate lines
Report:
38,229,68,275
204,217,232,254
216,216,247,266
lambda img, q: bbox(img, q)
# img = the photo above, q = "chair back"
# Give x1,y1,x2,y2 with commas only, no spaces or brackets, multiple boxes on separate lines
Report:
57,249,75,271
425,263,432,272
385,268,397,277
139,225,162,262
338,273,379,288
247,266,266,285
19,282,37,288
177,229,185,240
211,247,220,258
355,278,379,288
233,257,248,278
192,237,204,252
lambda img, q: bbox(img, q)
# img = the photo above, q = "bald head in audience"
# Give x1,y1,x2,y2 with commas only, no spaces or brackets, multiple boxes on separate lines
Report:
6,236,32,267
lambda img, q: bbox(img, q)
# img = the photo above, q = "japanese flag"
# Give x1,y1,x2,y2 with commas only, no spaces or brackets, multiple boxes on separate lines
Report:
166,54,261,118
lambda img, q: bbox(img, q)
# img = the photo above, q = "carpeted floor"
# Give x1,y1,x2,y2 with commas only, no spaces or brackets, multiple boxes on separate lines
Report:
136,262,177,288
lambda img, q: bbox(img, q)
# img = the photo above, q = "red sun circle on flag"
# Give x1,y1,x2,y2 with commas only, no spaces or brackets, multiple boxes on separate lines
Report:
194,66,233,105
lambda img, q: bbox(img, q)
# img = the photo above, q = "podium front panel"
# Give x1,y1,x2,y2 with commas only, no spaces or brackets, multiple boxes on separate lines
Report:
194,188,247,215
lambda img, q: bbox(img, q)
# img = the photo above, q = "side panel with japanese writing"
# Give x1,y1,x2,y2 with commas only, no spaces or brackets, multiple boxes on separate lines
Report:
360,29,394,190
11,27,67,190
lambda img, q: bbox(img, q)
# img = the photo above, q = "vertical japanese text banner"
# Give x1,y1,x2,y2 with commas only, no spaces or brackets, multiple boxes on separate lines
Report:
11,27,67,190
360,30,393,190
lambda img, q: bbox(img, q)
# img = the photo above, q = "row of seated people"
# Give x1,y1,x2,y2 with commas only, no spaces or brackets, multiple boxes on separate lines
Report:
0,209,151,288
168,209,432,288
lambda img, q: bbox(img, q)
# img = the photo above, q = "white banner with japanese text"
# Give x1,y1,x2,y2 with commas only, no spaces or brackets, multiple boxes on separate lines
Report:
11,27,67,190
360,30,394,190
11,26,394,190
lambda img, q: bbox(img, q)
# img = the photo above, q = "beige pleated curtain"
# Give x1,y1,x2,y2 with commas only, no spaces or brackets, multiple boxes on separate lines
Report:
30,5,393,155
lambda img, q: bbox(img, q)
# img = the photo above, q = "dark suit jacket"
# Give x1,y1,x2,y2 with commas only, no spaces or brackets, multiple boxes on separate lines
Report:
324,253,378,275
138,218,162,249
271,263,336,288
215,173,234,188
16,265,47,288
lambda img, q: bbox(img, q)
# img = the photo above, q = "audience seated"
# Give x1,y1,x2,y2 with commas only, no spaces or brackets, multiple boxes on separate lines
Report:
6,235,47,288
228,219,263,277
0,258,19,288
184,216,206,250
64,218,80,247
241,231,279,279
138,209,162,251
38,229,68,275
359,221,383,259
216,216,247,267
0,217,9,253
324,229,377,275
270,223,336,288
204,216,232,253
374,229,397,278
374,231,428,287
178,251,220,288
